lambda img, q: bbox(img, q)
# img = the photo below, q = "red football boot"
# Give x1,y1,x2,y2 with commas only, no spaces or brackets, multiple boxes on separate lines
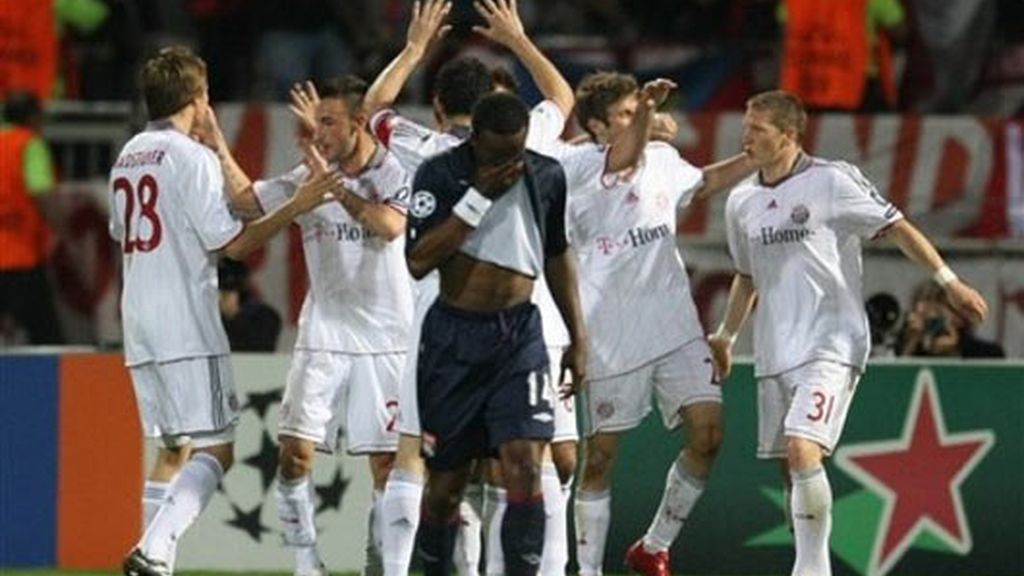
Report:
625,538,671,576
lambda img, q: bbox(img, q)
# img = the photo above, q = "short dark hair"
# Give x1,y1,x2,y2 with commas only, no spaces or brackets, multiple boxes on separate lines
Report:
142,46,207,120
2,91,42,126
318,74,368,116
575,71,638,139
472,92,529,136
434,57,494,117
746,90,808,139
490,67,520,93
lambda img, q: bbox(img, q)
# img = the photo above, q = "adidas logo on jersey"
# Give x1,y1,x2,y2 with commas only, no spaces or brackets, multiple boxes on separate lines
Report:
625,189,640,204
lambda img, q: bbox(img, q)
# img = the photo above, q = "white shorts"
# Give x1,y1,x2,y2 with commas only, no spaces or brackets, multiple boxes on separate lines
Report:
546,346,579,443
756,360,860,459
397,332,422,436
129,355,238,448
278,350,402,455
584,338,720,435
399,344,578,443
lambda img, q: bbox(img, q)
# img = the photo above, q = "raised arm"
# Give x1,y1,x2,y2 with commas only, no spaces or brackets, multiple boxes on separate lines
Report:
707,274,758,379
693,153,756,200
884,219,988,324
473,0,574,116
606,78,675,173
364,0,452,116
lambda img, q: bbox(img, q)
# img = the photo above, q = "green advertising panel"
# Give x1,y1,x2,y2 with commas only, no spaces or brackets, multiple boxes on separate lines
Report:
594,361,1023,576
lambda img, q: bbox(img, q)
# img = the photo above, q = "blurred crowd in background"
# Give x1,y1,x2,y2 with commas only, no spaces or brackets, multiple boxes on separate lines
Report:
3,0,1023,115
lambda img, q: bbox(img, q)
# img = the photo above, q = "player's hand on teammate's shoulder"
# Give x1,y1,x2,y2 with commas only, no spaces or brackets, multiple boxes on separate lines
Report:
407,0,452,55
472,0,526,47
944,279,989,326
707,332,733,382
473,158,524,199
559,341,587,399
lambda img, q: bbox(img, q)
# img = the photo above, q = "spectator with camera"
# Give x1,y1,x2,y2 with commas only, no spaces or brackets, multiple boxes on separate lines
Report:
898,281,1004,358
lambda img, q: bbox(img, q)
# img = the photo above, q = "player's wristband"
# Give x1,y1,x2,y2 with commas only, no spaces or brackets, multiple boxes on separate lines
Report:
933,265,958,288
713,326,737,345
453,187,493,228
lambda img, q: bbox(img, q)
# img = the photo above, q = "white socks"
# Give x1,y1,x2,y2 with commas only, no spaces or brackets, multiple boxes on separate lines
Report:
790,467,833,576
483,484,507,575
140,453,224,564
455,483,484,576
540,463,569,575
574,488,611,576
382,469,424,576
642,459,705,552
364,489,385,576
275,474,323,575
143,480,171,529
142,479,177,571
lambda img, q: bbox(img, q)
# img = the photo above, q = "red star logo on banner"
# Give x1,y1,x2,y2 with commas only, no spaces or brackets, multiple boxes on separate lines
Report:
835,370,994,576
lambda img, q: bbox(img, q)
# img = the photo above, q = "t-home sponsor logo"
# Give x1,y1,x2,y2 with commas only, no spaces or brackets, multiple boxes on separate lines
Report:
760,225,812,245
596,224,672,255
311,222,379,244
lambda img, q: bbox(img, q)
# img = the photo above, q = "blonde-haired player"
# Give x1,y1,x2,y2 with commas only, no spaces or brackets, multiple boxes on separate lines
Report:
711,90,988,576
116,46,335,576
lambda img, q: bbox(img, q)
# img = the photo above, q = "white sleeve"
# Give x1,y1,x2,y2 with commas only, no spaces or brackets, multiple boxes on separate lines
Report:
108,175,124,241
184,152,244,251
370,108,443,174
725,192,751,275
380,166,412,214
648,143,704,209
253,164,307,214
829,162,904,239
525,100,571,158
558,145,604,192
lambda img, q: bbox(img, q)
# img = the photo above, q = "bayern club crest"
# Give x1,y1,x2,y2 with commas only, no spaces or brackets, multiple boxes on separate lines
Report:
791,203,810,225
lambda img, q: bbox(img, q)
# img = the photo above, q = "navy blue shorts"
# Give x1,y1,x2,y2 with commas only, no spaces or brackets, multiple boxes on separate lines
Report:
417,300,554,471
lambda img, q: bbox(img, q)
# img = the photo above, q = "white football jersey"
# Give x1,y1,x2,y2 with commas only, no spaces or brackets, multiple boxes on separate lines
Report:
560,141,705,378
371,101,571,347
254,147,414,353
725,154,904,377
109,124,243,366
